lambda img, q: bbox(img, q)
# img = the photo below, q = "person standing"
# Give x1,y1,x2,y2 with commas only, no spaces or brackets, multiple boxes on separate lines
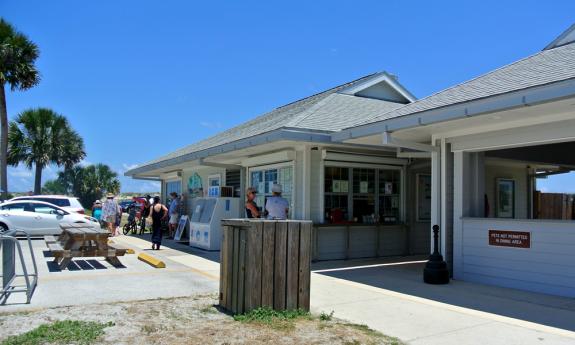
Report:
245,187,260,218
115,202,122,235
265,184,289,219
168,192,180,238
139,198,150,234
101,193,119,235
92,200,102,221
150,196,168,250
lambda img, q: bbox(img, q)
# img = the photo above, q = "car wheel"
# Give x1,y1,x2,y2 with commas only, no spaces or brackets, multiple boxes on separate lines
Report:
0,223,8,233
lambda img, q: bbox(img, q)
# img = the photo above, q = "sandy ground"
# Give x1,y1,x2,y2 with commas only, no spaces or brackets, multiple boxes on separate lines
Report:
0,293,402,345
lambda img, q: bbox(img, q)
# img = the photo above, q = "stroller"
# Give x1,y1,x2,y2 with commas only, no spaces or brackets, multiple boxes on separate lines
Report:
122,204,139,235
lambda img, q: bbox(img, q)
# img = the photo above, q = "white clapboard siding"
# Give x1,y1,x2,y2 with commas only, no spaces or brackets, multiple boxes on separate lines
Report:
461,218,575,297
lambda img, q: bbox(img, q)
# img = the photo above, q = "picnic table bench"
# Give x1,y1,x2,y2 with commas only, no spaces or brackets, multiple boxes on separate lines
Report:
44,223,126,270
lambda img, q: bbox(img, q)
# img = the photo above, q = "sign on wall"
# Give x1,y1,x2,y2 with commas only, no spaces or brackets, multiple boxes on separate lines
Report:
488,230,531,248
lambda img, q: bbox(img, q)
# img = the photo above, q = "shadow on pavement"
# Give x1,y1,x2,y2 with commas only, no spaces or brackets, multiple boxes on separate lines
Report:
126,233,221,264
313,256,575,332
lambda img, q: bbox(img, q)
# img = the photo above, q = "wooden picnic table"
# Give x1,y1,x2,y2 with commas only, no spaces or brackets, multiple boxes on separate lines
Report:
44,223,127,270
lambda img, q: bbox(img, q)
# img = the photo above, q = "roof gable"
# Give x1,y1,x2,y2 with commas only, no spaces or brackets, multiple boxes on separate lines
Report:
544,23,575,50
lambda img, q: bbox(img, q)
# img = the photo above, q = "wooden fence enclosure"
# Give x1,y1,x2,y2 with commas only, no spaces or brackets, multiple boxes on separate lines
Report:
219,219,312,314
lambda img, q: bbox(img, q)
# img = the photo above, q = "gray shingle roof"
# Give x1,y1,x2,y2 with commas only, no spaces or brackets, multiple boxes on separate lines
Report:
133,73,405,170
355,42,575,126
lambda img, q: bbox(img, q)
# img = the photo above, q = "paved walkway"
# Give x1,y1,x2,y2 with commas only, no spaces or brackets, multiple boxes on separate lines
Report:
311,258,575,345
5,234,575,345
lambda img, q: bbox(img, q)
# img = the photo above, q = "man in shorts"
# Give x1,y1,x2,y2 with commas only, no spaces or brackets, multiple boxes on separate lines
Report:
168,192,180,238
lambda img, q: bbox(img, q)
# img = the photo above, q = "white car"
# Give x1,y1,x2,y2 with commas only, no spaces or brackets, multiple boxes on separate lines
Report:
9,195,85,214
0,200,100,235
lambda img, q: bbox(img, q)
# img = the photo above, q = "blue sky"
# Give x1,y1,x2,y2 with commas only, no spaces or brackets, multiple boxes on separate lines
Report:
1,1,575,193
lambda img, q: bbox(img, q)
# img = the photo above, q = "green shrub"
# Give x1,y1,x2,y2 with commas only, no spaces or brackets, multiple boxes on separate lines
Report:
1,320,114,345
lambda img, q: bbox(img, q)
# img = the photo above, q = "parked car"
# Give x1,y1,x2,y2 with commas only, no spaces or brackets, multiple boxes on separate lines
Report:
119,200,134,213
9,195,85,214
0,200,100,235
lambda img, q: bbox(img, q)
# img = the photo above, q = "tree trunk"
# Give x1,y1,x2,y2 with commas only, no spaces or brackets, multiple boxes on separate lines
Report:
0,84,8,200
34,163,43,195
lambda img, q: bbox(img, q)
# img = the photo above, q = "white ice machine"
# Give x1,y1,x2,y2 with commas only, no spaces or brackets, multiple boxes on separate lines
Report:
189,197,240,250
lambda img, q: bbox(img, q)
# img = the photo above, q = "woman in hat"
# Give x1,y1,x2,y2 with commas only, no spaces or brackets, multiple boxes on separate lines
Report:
245,187,260,218
150,195,168,250
265,184,289,219
101,193,119,235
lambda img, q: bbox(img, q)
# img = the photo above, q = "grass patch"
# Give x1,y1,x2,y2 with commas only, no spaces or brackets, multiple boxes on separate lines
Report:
233,307,311,331
1,320,113,345
319,310,334,321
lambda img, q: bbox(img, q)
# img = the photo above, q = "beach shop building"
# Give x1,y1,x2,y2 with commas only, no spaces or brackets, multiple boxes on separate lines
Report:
126,72,435,259
127,24,575,298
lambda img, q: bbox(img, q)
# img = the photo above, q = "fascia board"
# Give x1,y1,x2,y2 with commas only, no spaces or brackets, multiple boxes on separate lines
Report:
332,78,575,142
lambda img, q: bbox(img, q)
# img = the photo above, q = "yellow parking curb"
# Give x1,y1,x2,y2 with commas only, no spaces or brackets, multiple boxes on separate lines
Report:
138,252,166,268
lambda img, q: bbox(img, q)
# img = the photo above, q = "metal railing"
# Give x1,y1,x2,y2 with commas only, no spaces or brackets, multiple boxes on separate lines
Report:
0,229,38,304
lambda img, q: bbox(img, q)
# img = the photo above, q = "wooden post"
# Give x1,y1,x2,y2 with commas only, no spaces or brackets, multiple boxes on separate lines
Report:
220,219,312,314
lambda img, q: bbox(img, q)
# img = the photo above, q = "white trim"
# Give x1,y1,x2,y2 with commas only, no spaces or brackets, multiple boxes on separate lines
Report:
241,151,295,167
449,118,575,152
322,150,407,166
383,132,439,152
324,160,404,170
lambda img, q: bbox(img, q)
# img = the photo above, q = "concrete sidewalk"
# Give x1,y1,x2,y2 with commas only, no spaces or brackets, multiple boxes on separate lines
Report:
311,258,575,345
1,235,219,313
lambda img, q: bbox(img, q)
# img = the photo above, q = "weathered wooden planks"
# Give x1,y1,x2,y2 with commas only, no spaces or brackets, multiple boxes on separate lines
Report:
219,219,312,314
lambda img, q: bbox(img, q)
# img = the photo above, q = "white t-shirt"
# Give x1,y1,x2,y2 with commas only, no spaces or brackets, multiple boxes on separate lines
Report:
265,196,289,219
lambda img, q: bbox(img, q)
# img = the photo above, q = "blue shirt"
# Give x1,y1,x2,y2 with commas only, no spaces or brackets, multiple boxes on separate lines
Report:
169,199,179,214
265,196,289,219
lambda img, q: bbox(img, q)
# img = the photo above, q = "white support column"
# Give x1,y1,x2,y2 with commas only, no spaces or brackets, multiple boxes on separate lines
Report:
302,145,312,219
453,151,465,279
430,139,441,254
440,138,448,259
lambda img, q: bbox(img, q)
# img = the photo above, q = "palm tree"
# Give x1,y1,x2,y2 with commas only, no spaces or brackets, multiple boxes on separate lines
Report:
57,164,120,207
7,108,85,194
0,18,40,198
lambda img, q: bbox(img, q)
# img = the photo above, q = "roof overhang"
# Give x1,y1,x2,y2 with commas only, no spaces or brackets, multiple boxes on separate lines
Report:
332,77,575,143
125,128,333,177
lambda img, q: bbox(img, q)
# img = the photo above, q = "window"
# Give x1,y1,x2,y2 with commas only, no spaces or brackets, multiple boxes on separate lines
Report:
1,203,32,212
250,165,293,216
353,168,376,223
379,169,401,224
324,167,349,223
323,166,402,224
165,180,181,200
208,174,221,187
34,204,64,215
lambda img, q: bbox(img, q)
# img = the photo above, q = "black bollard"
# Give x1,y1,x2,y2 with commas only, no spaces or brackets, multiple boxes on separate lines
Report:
423,224,450,284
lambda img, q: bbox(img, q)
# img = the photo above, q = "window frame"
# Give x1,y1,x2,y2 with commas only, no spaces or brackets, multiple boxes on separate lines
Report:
323,161,405,224
247,161,295,217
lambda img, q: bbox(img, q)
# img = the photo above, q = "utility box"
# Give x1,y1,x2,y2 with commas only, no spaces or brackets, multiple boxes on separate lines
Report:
219,219,312,314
